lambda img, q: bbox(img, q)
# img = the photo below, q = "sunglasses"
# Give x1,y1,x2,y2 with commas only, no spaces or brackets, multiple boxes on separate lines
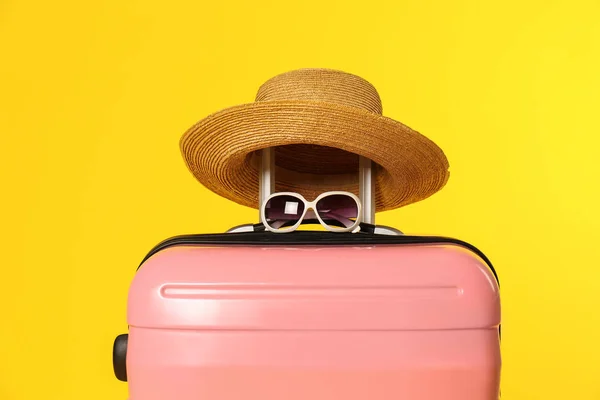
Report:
260,191,362,233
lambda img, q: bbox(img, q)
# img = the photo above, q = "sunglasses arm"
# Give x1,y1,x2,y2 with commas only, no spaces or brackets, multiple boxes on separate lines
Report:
225,222,402,235
226,224,257,233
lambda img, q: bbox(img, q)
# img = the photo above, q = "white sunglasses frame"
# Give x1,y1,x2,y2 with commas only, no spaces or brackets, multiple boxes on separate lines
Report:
260,191,363,233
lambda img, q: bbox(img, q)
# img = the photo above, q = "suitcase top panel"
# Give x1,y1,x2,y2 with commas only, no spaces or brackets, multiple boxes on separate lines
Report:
128,233,500,332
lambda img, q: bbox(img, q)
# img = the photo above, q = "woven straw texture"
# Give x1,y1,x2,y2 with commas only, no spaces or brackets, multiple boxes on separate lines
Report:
180,68,450,212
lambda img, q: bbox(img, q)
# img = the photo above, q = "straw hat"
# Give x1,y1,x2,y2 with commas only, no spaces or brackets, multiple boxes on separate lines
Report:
180,68,450,212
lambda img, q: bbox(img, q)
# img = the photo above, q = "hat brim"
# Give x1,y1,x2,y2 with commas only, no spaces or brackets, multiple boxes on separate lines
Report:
180,100,450,212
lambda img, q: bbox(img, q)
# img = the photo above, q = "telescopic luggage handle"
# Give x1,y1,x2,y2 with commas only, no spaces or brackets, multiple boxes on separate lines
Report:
229,148,401,235
258,148,375,224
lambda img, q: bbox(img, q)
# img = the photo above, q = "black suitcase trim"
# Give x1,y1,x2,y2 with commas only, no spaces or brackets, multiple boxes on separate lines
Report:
136,231,499,286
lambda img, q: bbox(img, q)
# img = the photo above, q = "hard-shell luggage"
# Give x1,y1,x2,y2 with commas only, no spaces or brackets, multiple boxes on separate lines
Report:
113,229,501,400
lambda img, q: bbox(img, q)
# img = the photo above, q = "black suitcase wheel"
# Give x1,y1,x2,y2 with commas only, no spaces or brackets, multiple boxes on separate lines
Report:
113,334,128,382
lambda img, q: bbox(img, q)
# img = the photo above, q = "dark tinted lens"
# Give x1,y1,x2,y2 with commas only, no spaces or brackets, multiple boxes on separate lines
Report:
264,195,305,230
316,194,359,228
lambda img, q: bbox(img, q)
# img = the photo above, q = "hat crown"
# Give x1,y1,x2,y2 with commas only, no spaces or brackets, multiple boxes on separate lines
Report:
255,69,383,115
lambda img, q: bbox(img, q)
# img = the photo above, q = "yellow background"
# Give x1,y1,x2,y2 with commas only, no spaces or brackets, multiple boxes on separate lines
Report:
1,0,599,399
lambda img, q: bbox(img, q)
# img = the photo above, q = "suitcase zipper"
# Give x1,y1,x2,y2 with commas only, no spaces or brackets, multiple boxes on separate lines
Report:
136,231,499,286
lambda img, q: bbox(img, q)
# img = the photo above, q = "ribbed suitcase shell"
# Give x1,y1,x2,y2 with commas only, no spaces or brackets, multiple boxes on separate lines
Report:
125,232,501,400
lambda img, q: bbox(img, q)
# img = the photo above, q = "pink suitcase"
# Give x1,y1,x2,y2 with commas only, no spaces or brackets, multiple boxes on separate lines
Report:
113,228,501,400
